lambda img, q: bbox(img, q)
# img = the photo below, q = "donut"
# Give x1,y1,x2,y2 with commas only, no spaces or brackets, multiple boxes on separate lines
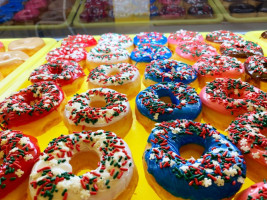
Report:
229,3,257,18
133,32,168,46
205,30,244,51
260,30,267,39
13,9,40,24
192,55,244,88
174,41,217,65
135,82,202,132
25,0,48,12
244,55,267,92
87,63,141,99
200,78,267,130
159,5,186,19
183,0,207,8
159,0,181,5
39,10,65,23
63,88,132,138
167,30,204,52
0,10,13,24
227,111,267,182
0,51,29,77
0,2,24,12
130,44,172,74
86,44,130,71
187,3,214,18
29,130,138,200
98,33,134,53
46,47,87,68
143,59,198,89
29,60,86,96
8,37,45,56
0,82,67,136
257,2,267,17
234,181,267,200
220,40,263,63
150,5,159,16
144,119,246,200
0,130,40,200
222,0,244,8
61,34,97,52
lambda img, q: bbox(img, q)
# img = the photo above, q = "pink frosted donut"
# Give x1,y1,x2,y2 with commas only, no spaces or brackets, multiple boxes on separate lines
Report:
159,0,181,5
174,41,217,65
192,55,245,88
200,78,267,130
168,30,204,51
25,0,48,11
13,9,40,23
234,182,267,200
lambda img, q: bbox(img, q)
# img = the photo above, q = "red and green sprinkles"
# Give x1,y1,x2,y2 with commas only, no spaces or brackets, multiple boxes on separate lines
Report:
65,88,129,126
0,82,64,128
227,111,267,164
61,34,97,48
0,130,40,199
29,60,85,86
29,131,133,200
205,78,267,113
46,47,87,63
206,30,244,44
244,55,267,82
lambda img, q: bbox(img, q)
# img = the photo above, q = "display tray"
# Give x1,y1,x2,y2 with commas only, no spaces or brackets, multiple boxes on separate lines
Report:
0,38,57,96
0,33,263,200
73,0,222,28
213,0,267,23
245,30,267,50
0,0,80,30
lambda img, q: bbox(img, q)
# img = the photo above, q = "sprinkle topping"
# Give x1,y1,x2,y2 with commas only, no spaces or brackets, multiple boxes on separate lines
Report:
87,63,139,86
98,33,133,49
244,55,267,82
29,59,85,86
0,82,65,128
133,32,167,46
206,30,244,44
29,131,133,200
64,88,130,126
61,34,97,48
168,29,204,45
46,47,87,63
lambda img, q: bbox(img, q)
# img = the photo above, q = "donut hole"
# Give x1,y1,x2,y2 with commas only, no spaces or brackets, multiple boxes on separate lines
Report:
107,68,121,76
179,143,205,160
69,151,100,176
159,96,173,104
90,99,107,108
158,90,179,105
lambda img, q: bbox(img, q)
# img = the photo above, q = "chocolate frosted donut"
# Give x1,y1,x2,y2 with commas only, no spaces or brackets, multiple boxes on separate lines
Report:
40,10,64,22
261,31,267,39
187,3,213,17
229,3,256,14
244,55,267,82
257,2,267,15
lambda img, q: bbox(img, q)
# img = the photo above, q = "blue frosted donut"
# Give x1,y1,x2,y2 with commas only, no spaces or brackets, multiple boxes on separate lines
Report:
136,82,201,131
0,2,24,12
0,10,13,24
144,119,246,200
130,44,172,63
133,32,168,46
144,59,197,86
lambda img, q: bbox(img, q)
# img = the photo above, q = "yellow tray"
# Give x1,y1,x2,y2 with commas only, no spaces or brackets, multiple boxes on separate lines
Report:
0,0,80,30
0,38,57,96
213,0,267,23
0,33,259,200
245,31,267,50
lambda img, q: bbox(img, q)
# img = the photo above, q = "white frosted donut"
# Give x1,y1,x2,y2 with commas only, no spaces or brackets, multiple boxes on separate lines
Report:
86,44,130,70
29,131,137,200
63,88,132,138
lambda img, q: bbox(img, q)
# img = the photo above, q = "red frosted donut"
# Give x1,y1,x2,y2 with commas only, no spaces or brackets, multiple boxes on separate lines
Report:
0,41,5,52
192,55,245,88
29,59,85,95
200,78,267,130
25,0,48,11
234,182,267,200
0,82,67,136
13,9,40,23
61,34,97,52
227,111,267,182
46,47,87,68
0,130,40,200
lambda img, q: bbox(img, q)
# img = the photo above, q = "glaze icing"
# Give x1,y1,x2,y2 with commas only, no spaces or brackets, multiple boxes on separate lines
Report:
0,130,40,199
144,60,197,84
144,119,246,200
136,82,201,122
29,131,134,200
61,34,97,49
133,32,167,46
168,30,204,46
130,44,172,63
200,78,267,116
29,60,85,86
0,82,65,128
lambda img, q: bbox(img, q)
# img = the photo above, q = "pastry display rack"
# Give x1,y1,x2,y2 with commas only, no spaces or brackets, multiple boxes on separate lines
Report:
0,38,57,96
214,0,267,23
0,32,263,200
0,0,80,30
